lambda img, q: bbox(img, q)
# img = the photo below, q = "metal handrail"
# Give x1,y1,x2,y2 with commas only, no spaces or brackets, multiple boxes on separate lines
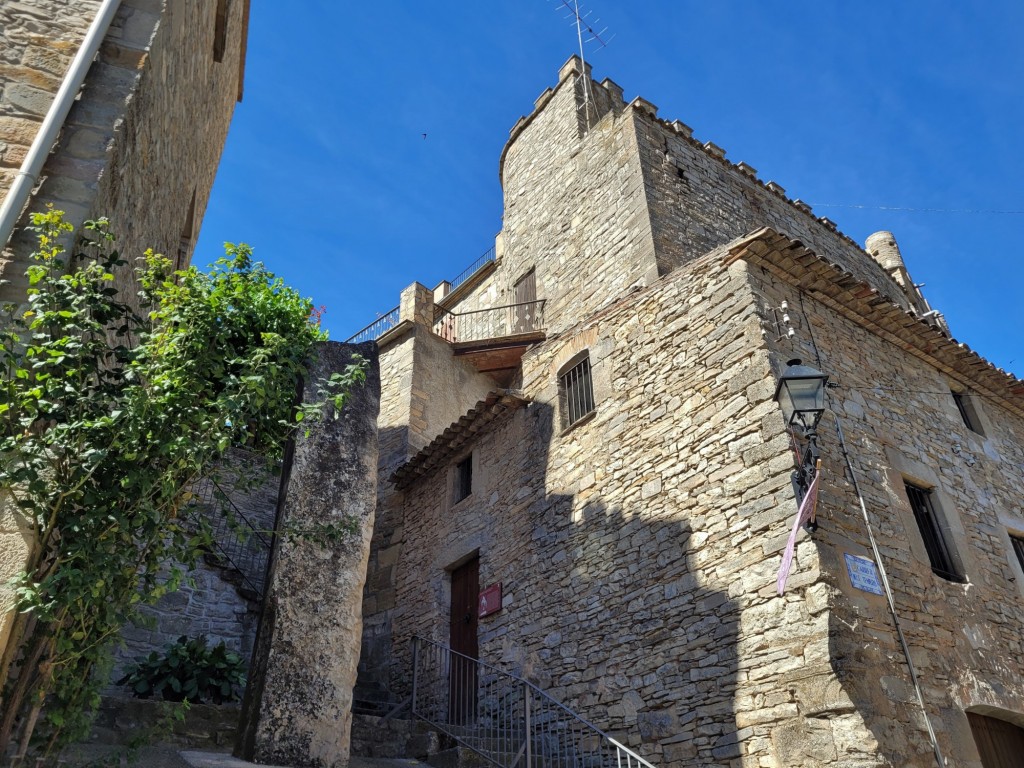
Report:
449,246,497,292
411,636,656,768
433,300,546,344
345,305,400,344
190,474,273,600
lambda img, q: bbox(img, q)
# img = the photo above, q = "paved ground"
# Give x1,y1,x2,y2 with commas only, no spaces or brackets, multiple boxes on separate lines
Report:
58,745,424,768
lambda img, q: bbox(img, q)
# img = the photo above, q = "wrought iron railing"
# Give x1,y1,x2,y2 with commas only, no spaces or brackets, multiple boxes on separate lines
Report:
190,475,273,600
449,246,497,292
412,636,656,768
344,246,497,343
433,300,545,344
345,305,400,344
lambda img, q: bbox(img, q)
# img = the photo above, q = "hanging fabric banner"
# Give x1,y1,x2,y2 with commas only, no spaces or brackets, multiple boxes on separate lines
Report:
777,464,821,596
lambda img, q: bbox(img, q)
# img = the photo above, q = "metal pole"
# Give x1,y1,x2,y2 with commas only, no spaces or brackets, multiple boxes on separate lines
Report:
411,637,419,716
524,684,532,768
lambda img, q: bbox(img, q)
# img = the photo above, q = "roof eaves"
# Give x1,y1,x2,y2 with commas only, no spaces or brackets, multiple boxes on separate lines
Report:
391,390,530,491
725,228,1024,417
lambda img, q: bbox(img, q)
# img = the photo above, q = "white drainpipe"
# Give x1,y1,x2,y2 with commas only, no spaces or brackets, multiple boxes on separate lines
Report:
0,0,123,250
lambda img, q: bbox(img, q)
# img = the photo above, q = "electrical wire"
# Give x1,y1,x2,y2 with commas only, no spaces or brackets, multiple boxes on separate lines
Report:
832,384,1021,402
810,203,1024,215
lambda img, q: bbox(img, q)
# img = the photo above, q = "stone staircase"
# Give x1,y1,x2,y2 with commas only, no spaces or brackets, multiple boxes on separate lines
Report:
353,637,656,768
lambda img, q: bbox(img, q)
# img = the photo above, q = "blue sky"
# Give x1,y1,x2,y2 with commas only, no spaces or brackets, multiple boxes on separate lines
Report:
195,1,1024,378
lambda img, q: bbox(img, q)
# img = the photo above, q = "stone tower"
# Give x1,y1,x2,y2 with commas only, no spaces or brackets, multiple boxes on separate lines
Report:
350,57,1024,766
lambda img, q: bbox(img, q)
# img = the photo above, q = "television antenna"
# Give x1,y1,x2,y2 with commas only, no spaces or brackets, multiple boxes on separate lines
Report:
552,0,613,121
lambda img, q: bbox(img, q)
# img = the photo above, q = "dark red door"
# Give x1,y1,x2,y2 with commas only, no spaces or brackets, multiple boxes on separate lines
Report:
449,557,479,724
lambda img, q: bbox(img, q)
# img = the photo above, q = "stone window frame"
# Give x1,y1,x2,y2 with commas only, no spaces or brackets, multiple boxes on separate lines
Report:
999,510,1024,598
213,0,230,63
557,350,596,432
949,385,988,438
883,449,974,586
904,481,965,583
447,451,479,511
454,454,473,504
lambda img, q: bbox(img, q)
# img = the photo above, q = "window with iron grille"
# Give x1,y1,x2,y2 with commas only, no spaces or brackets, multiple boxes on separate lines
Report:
454,455,472,503
904,482,963,582
559,354,595,429
1010,534,1024,577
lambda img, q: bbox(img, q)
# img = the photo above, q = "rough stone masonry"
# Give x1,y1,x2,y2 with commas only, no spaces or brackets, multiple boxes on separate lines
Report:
356,57,1024,767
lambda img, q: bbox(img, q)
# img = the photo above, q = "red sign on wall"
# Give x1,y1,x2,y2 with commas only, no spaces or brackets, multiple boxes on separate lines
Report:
478,583,502,618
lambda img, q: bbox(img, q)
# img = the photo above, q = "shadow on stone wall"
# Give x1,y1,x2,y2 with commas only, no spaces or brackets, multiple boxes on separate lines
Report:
518,401,741,765
354,423,412,711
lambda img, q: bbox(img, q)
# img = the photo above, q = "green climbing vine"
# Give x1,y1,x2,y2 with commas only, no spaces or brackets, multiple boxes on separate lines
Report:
0,208,365,760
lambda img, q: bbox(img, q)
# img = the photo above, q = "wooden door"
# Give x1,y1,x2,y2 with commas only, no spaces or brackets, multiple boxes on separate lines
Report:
449,557,479,724
512,270,536,333
968,712,1024,767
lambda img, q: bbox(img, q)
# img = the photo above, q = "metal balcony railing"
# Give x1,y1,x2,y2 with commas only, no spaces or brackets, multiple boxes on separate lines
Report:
412,636,656,768
345,305,400,344
344,247,497,343
433,300,545,344
449,246,497,292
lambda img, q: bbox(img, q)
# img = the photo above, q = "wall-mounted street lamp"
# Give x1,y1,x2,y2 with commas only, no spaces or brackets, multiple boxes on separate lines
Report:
774,359,829,527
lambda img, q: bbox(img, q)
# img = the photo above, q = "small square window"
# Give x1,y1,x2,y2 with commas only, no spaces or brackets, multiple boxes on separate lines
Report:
951,389,984,436
454,455,472,504
904,481,964,582
559,354,595,429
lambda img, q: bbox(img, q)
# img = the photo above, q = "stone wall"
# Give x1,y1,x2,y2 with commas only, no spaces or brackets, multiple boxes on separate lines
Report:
383,250,848,766
631,105,907,303
0,0,248,305
109,453,280,688
0,0,246,677
749,257,1024,767
493,59,658,339
0,0,101,198
109,560,259,686
239,342,381,768
358,306,498,707
0,493,33,665
468,57,913,340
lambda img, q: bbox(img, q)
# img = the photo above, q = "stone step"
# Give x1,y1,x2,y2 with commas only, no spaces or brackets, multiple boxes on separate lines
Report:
426,746,494,768
351,713,442,761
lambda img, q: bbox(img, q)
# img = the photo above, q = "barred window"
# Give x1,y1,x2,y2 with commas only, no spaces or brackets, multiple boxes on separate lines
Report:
559,353,595,429
904,482,964,582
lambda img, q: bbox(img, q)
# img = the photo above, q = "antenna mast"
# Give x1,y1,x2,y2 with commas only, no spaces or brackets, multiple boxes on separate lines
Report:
553,0,612,122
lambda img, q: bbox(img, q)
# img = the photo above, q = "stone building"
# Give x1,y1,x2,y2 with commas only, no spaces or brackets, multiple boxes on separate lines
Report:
352,58,1024,767
0,0,249,674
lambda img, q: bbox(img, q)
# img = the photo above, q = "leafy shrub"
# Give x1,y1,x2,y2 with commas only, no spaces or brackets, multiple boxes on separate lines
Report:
119,635,246,704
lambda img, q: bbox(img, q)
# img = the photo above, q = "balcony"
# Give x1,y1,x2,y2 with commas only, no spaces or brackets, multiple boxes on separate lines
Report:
433,300,546,381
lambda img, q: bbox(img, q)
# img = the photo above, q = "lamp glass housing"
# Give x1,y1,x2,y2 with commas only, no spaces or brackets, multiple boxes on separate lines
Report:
774,360,828,432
